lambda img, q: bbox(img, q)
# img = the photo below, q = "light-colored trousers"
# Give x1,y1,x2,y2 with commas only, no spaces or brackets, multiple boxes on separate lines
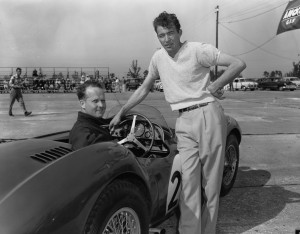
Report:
175,101,227,234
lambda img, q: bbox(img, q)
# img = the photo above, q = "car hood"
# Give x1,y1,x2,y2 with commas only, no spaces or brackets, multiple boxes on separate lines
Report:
0,139,72,203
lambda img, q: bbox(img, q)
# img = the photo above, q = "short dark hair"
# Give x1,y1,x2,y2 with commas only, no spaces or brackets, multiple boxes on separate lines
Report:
153,11,181,33
16,67,22,72
76,80,103,100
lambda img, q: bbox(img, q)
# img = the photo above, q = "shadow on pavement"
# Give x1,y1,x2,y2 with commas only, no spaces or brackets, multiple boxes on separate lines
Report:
217,166,300,233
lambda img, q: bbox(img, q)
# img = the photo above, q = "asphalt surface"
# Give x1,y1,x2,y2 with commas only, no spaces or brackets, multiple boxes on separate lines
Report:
1,90,300,233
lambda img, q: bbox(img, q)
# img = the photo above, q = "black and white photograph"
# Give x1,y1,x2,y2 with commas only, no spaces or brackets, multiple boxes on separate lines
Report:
0,0,300,233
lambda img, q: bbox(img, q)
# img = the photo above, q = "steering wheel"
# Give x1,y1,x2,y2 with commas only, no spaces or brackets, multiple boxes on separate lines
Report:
117,113,155,157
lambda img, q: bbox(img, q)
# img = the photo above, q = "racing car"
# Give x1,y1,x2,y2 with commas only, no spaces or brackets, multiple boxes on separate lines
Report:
0,104,241,234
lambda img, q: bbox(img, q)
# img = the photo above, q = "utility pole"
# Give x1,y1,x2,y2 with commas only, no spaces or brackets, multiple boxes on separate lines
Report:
215,5,219,80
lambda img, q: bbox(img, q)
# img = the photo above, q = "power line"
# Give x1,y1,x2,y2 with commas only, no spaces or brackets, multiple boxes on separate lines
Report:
220,1,289,23
220,0,287,21
219,23,295,60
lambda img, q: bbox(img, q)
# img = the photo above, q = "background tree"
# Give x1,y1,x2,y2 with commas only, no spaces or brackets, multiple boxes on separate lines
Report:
128,60,141,78
275,70,282,77
270,71,275,77
263,71,269,78
293,61,300,77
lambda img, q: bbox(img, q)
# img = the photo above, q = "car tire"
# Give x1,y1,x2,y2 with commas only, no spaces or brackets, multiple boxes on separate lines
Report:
220,134,239,197
278,86,283,91
241,86,246,91
84,180,150,234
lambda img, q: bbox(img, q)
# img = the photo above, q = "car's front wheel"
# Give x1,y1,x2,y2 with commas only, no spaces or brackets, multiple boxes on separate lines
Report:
84,180,150,234
220,134,239,197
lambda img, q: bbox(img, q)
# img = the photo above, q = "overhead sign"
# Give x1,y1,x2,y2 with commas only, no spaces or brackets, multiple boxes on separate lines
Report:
277,0,300,35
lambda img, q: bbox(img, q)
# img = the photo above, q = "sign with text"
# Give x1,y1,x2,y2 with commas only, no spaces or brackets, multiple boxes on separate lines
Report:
277,0,300,35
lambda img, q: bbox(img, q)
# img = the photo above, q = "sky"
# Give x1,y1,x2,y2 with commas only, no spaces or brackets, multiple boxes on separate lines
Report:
0,0,300,78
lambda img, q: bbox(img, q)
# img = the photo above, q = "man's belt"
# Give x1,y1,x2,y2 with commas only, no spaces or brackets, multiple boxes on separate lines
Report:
179,102,208,113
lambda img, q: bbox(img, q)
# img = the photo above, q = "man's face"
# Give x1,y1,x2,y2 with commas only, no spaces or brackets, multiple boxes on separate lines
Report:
156,24,182,56
80,86,106,118
16,69,22,76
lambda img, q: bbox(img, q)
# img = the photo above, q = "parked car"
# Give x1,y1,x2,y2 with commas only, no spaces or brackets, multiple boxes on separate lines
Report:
232,78,257,91
282,77,300,89
127,78,142,91
0,104,241,234
257,77,297,91
154,80,163,92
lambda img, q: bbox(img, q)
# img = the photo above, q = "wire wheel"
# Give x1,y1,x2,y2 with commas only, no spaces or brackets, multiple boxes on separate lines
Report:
84,180,149,234
223,144,237,186
103,207,141,234
221,134,239,197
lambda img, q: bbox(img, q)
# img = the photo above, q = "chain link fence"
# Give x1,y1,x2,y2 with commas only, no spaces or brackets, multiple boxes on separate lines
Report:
0,67,109,93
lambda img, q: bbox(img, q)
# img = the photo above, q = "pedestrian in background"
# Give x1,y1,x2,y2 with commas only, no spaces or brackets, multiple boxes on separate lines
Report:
8,67,32,117
115,77,121,92
229,81,234,91
80,75,85,85
109,11,246,234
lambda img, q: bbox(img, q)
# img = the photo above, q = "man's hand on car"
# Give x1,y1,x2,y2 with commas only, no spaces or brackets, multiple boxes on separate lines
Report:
109,113,122,134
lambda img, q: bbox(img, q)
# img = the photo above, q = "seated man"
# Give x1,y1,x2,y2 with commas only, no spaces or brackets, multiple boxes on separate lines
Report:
69,80,112,151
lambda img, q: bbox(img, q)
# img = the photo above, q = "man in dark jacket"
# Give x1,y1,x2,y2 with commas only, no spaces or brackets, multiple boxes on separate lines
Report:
69,80,112,150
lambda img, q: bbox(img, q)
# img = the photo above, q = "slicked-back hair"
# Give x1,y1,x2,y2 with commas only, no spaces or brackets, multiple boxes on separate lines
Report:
76,80,103,100
153,11,181,33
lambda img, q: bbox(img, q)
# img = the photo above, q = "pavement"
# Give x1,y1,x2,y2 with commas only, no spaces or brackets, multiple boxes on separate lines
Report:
1,90,300,233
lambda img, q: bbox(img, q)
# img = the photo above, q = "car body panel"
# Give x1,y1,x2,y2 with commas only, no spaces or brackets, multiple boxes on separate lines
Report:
0,140,150,234
127,78,142,90
282,77,300,89
224,78,257,91
257,77,297,91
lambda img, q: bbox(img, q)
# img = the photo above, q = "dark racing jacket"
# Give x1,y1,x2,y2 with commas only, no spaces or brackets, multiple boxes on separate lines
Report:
69,111,112,151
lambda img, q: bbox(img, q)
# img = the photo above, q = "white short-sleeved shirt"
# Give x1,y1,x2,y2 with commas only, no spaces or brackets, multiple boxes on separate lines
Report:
148,41,220,110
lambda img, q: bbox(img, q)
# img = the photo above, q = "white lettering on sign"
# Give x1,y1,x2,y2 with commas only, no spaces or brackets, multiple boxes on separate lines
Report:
283,6,300,20
286,18,296,25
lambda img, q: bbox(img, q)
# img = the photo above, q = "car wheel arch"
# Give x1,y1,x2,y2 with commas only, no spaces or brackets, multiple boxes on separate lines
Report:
228,128,241,145
83,179,151,234
112,173,153,212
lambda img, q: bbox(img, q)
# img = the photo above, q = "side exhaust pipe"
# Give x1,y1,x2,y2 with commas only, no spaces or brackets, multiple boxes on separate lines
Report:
149,228,166,234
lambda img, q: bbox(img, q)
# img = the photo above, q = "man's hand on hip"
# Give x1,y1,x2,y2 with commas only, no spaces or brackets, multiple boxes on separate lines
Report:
207,85,225,100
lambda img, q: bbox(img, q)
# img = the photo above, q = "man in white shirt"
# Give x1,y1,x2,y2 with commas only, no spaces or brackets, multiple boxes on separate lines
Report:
109,11,246,234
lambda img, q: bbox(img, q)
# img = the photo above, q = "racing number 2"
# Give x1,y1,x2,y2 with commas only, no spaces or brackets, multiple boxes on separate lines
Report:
167,170,181,211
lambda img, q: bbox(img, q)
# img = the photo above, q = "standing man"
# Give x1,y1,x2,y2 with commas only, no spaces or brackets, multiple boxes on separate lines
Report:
109,12,246,233
9,67,32,117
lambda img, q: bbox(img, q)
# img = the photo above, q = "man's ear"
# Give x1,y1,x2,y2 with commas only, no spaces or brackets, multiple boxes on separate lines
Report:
179,29,182,37
79,99,85,109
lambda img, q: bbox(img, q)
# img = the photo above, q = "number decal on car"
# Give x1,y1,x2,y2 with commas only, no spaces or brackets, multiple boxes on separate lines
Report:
167,171,181,211
166,154,182,213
